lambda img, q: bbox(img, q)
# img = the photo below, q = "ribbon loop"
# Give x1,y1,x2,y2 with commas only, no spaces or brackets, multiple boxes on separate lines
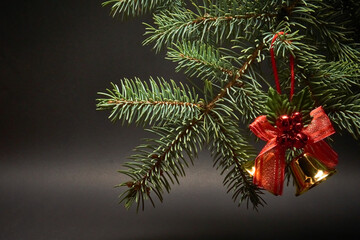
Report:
249,115,278,141
303,106,335,143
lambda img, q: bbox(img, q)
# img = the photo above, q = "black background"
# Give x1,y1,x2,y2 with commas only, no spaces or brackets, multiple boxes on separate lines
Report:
1,1,360,239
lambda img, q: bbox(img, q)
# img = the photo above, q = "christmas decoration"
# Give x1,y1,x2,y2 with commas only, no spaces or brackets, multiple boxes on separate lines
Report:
248,32,338,195
290,153,336,196
249,106,338,195
97,0,360,211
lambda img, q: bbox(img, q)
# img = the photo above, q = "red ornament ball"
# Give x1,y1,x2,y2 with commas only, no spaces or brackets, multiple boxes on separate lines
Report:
275,112,309,149
276,133,293,148
291,112,302,124
294,132,308,149
293,122,303,133
276,115,292,132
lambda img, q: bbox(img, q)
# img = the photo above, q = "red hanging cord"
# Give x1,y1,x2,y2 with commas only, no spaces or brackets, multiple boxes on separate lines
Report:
289,54,295,99
270,32,283,94
270,32,295,99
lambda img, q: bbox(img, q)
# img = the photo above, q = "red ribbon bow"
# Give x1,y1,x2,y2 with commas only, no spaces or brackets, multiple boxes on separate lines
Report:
249,107,338,195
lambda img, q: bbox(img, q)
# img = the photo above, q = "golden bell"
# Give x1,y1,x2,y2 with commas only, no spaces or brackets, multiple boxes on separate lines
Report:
243,159,256,176
290,153,336,196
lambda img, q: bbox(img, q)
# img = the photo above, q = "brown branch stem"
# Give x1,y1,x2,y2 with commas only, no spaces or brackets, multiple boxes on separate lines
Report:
215,121,255,194
190,13,277,26
108,99,202,108
205,43,264,111
137,118,200,187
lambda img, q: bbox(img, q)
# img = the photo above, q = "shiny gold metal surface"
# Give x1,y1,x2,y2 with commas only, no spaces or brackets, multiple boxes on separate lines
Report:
290,153,336,196
243,159,256,176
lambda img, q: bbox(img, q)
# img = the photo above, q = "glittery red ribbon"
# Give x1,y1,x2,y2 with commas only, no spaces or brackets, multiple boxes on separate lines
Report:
249,107,338,195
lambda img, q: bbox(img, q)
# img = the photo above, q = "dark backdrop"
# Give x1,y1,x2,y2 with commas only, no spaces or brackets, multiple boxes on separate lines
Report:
1,1,360,239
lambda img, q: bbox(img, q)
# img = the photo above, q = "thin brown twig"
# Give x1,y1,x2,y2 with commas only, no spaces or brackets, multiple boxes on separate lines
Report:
213,120,263,208
205,43,264,111
288,0,302,13
189,13,277,26
133,118,200,188
107,99,202,108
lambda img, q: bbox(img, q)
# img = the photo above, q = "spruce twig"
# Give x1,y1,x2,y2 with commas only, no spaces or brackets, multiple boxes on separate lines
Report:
98,0,360,211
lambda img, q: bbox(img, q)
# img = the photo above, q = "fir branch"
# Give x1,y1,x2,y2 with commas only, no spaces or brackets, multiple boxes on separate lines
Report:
99,0,360,212
167,41,266,121
143,3,276,51
321,61,360,88
167,41,235,82
97,77,202,126
103,0,181,18
290,0,360,62
295,44,360,139
115,44,266,210
206,43,264,111
206,115,265,210
326,94,360,140
189,13,277,24
107,99,201,108
117,118,205,211
222,79,267,124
